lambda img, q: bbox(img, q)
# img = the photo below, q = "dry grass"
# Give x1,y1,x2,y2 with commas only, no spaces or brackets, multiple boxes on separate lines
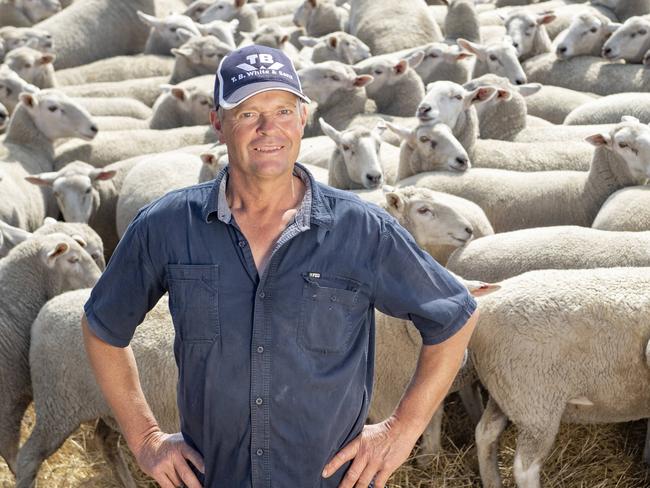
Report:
1,397,649,487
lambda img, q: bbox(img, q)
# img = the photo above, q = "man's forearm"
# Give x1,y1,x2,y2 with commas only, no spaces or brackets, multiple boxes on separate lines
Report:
81,314,160,453
391,310,479,440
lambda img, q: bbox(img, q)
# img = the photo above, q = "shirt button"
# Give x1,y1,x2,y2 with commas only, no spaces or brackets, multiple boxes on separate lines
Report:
257,346,264,354
238,240,246,248
255,397,263,406
259,291,265,299
256,449,264,456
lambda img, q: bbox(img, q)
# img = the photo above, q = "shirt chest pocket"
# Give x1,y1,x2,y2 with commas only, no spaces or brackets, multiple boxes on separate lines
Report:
299,273,366,354
166,264,220,343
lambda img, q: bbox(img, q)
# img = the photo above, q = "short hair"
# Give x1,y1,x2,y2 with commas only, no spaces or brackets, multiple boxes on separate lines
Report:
215,98,303,122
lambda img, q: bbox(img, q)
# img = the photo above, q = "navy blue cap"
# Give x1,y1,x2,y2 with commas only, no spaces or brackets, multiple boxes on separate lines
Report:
214,44,310,109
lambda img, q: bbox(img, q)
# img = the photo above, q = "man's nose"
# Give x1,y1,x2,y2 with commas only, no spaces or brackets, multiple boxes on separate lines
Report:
257,114,277,132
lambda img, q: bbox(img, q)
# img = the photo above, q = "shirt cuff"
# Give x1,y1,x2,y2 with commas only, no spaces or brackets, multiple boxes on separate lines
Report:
420,294,478,346
84,300,132,348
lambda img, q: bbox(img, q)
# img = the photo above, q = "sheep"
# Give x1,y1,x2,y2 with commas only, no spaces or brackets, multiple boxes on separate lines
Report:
0,26,54,54
318,117,394,190
33,0,160,70
505,10,556,61
415,42,475,85
55,54,175,86
199,0,259,33
592,186,650,232
299,31,371,65
239,24,308,68
397,117,650,233
149,82,213,129
0,100,7,130
0,90,98,231
383,186,494,266
138,11,201,55
564,93,650,125
169,34,233,84
0,0,61,27
15,290,178,488
184,0,214,21
0,64,40,113
447,225,650,283
591,0,650,22
195,18,239,47
602,15,650,63
59,75,170,107
523,53,650,95
458,37,528,85
253,0,302,18
54,125,218,169
348,0,443,55
0,233,100,473
297,60,374,137
524,84,598,125
444,0,482,44
354,51,425,117
2,46,55,88
72,97,153,120
0,218,106,269
554,12,619,60
472,267,650,488
293,0,349,38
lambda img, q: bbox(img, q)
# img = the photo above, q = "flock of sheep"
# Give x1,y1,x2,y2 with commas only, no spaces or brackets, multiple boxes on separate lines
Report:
0,0,649,486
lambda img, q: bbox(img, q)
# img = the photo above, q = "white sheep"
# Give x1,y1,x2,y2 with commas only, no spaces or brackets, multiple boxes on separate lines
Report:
447,225,650,283
195,18,239,47
0,0,61,27
149,81,213,129
2,46,55,88
59,75,170,107
55,54,175,86
0,90,97,231
0,26,54,54
524,84,598,125
72,96,153,120
565,92,650,125
169,34,233,83
504,10,556,60
138,11,201,55
554,12,619,60
298,60,374,137
199,0,259,33
184,0,214,21
0,62,38,113
523,53,650,95
458,37,528,85
591,0,650,22
592,186,650,232
299,31,371,65
348,0,443,55
0,233,100,473
444,0,482,44
397,117,650,233
0,218,106,269
473,267,650,488
293,0,349,37
602,15,650,63
415,42,475,85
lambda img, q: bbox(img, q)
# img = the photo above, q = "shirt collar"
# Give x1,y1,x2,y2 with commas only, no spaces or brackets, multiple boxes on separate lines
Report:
202,162,333,229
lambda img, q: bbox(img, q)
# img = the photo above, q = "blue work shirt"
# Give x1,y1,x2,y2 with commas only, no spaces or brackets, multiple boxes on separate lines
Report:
84,163,477,488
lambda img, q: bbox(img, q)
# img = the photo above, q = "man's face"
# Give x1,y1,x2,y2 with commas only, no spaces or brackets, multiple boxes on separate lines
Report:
210,90,308,181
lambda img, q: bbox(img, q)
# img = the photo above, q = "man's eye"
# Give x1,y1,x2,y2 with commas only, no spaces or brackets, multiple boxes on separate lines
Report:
279,109,292,115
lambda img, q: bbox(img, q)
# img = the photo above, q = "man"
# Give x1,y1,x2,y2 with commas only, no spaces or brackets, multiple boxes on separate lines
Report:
82,44,478,488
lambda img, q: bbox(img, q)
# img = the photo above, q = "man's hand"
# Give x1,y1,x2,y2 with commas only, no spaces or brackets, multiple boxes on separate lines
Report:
321,417,419,488
134,431,205,488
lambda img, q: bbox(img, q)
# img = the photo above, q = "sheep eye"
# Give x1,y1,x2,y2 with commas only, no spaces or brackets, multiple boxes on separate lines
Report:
53,191,60,198
200,100,209,105
640,29,648,35
419,136,429,143
373,69,383,75
428,53,439,58
590,27,598,33
48,106,57,112
342,144,350,151
331,75,340,81
24,63,32,69
170,27,177,32
68,256,80,263
206,52,216,57
618,142,628,148
454,94,463,100
416,207,430,215
85,188,92,194
631,33,637,38
91,252,100,260
489,54,497,61
528,23,535,28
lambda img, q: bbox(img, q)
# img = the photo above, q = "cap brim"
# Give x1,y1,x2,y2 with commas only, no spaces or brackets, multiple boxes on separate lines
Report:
219,81,311,109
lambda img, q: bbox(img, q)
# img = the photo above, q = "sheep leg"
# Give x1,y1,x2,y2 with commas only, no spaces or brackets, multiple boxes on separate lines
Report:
0,396,31,474
643,419,650,465
512,422,560,488
415,403,444,467
458,382,484,426
94,418,137,488
14,415,81,488
475,397,508,488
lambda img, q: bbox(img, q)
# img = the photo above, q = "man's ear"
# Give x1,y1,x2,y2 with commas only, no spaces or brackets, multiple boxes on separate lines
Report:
210,109,226,143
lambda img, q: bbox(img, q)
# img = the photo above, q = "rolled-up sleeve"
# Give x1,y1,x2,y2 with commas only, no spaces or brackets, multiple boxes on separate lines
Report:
84,207,165,347
372,218,477,345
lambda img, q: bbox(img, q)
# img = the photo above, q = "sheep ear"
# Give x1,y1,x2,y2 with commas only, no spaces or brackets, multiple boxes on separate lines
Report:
279,34,289,45
469,282,501,297
328,35,338,49
405,50,424,69
622,115,640,124
455,51,474,61
172,46,193,59
465,86,496,108
352,74,373,87
319,117,342,144
70,234,87,248
200,152,220,168
0,221,31,247
229,19,240,31
38,53,55,65
299,36,318,47
25,172,57,186
137,11,161,27
384,192,405,213
235,0,247,7
458,38,486,60
89,169,116,181
496,88,512,101
516,83,542,97
393,59,408,75
171,87,188,101
43,217,57,225
308,0,318,7
19,92,38,109
177,28,198,44
605,22,621,35
385,121,412,142
585,133,611,147
46,241,70,265
536,13,556,25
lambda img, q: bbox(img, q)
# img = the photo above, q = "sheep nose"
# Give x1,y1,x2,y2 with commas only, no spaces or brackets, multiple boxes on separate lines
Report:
514,78,525,85
90,124,98,133
417,104,431,116
456,156,468,168
366,173,382,186
0,112,6,120
512,42,519,48
465,227,473,236
603,47,612,56
557,46,567,54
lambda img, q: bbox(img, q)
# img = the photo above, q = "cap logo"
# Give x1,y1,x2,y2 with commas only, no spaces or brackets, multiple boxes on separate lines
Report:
236,53,285,73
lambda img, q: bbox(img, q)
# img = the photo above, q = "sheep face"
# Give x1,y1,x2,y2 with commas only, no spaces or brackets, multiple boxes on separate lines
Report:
555,14,612,60
417,43,473,81
356,52,422,99
588,119,650,180
171,86,214,125
200,0,244,24
417,80,489,127
248,24,289,49
19,90,98,141
38,234,101,294
1,27,54,53
4,46,54,86
413,123,470,172
36,219,106,270
15,0,61,24
602,16,650,63
505,11,555,59
139,13,202,50
298,61,372,105
173,36,233,72
385,189,474,248
196,19,238,48
459,38,527,85
184,0,215,22
327,32,370,65
0,64,38,113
